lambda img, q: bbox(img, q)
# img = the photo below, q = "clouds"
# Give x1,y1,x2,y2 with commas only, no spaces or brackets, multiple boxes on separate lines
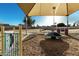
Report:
33,16,67,26
32,10,79,26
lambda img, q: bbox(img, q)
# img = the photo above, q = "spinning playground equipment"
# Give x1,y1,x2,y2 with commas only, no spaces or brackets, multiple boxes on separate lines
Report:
0,26,22,56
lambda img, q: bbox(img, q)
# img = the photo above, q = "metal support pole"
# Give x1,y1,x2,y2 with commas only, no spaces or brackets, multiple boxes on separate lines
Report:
52,7,56,31
65,3,69,35
66,3,69,28
67,16,69,27
52,7,56,25
25,22,27,35
53,10,55,25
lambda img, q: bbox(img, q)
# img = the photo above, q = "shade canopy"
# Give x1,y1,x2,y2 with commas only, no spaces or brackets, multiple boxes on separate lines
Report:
18,3,79,16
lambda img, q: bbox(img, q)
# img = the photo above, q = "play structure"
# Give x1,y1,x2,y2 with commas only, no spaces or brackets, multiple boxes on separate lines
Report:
57,28,68,35
0,26,22,56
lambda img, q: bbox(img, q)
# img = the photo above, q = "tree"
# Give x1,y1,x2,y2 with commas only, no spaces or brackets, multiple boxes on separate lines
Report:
23,17,26,24
23,16,35,28
57,23,66,27
23,17,27,34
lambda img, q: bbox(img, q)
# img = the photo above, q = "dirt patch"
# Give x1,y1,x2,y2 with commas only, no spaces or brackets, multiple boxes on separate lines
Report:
22,34,79,56
40,39,69,56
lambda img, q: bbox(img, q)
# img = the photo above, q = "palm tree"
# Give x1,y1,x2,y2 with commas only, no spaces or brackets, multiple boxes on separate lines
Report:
23,16,35,34
23,16,32,27
23,17,26,24
23,16,35,27
23,16,27,34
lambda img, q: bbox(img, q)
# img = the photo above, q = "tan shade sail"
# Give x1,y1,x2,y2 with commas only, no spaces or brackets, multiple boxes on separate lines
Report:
18,3,35,15
18,3,79,16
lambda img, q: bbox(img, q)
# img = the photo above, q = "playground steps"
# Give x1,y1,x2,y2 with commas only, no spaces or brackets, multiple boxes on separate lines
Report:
0,49,2,56
0,39,2,56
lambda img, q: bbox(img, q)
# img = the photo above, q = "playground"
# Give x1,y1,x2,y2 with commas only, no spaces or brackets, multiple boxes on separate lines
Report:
0,26,79,56
22,28,79,56
0,3,79,56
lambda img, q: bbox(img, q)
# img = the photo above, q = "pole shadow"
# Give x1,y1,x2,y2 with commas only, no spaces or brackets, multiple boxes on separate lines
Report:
68,34,79,41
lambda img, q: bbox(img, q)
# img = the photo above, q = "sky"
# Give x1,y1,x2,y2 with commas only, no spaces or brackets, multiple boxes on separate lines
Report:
31,11,79,26
0,3,25,25
31,16,67,26
0,3,79,26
